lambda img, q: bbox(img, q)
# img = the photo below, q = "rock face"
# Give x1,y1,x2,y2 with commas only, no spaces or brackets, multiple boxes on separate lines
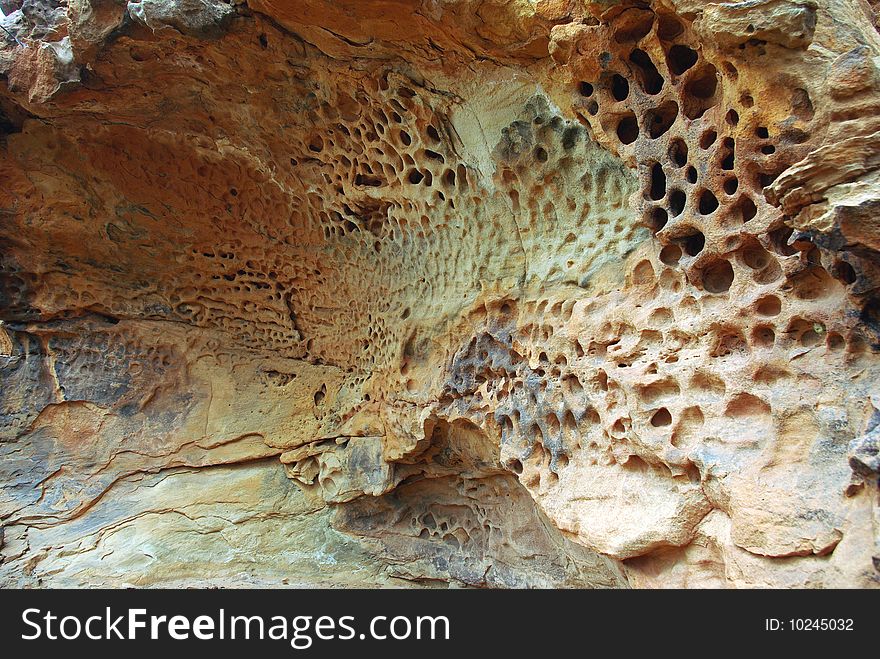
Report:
0,0,878,588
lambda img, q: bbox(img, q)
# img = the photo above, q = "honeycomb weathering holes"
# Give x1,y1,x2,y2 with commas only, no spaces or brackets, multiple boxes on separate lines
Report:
1,1,877,589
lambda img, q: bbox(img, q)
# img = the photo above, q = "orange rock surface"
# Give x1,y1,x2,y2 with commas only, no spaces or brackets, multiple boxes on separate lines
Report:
0,0,878,588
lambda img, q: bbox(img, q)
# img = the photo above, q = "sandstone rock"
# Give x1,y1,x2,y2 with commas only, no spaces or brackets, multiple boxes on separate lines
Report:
695,1,818,50
0,0,879,588
127,0,233,38
66,0,128,60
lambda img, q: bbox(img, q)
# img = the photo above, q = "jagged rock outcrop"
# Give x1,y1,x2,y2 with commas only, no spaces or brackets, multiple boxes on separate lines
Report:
0,0,878,588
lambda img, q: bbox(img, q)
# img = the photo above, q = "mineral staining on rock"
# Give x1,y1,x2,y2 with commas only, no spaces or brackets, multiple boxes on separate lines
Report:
0,0,878,588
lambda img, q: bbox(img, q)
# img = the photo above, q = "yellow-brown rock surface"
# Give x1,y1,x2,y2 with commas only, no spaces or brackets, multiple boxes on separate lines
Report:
0,0,878,588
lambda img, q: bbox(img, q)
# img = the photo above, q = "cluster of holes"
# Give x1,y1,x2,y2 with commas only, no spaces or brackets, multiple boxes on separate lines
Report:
146,69,490,374
571,9,822,301
490,95,638,288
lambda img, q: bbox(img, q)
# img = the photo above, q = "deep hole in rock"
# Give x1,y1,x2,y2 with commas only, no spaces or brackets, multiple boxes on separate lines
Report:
669,189,687,216
629,49,664,94
616,113,639,144
650,163,666,201
833,261,856,285
646,101,678,138
769,226,798,256
720,138,735,170
683,64,718,119
651,407,672,426
611,74,630,101
650,207,669,232
668,45,698,75
737,196,758,222
683,231,706,256
698,189,719,215
669,138,688,167
700,130,717,149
